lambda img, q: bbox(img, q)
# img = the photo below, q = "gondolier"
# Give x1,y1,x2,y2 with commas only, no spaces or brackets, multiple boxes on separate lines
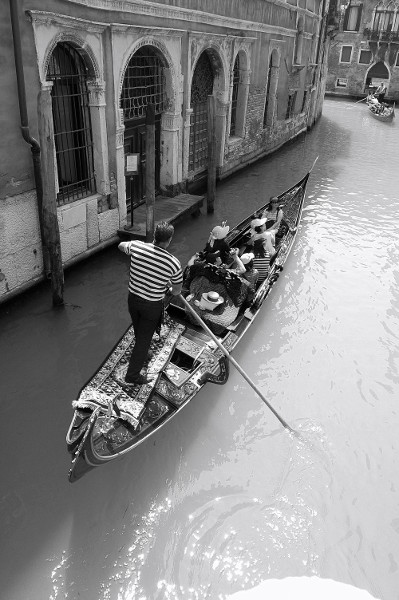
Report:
375,82,387,103
118,221,183,385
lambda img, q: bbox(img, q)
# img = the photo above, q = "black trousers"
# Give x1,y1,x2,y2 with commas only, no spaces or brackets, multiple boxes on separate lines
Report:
126,293,163,380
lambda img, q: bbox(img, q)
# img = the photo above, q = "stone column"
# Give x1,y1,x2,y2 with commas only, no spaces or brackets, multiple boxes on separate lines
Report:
115,108,127,226
161,111,182,190
182,107,193,180
214,93,229,168
87,80,110,195
236,69,251,137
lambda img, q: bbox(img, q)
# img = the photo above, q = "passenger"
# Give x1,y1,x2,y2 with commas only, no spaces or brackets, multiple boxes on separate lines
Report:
246,217,276,256
226,247,246,275
201,221,230,264
263,196,281,229
262,202,297,246
252,239,271,285
239,252,259,292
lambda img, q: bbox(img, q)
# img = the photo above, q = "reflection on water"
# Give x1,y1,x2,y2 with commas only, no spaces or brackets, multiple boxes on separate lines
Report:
1,98,399,600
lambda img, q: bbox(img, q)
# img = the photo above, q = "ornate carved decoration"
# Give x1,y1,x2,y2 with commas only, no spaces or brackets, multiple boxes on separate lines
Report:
88,81,106,106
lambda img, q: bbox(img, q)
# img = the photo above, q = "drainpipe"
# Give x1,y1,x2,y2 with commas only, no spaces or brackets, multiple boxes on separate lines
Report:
9,0,64,306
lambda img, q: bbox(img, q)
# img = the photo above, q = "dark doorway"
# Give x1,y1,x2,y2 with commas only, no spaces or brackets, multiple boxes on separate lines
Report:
124,115,161,209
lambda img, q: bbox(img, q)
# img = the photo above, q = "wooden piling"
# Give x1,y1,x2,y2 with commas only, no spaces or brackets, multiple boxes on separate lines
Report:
145,103,156,242
38,86,64,306
207,95,216,214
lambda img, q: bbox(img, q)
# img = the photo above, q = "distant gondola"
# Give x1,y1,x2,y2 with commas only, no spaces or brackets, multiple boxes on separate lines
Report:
66,159,318,482
366,95,395,122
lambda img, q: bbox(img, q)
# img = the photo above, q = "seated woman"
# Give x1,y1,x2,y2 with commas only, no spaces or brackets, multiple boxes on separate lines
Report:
183,262,250,334
263,196,281,230
245,217,276,257
262,200,296,247
252,239,271,286
199,222,231,265
239,252,259,292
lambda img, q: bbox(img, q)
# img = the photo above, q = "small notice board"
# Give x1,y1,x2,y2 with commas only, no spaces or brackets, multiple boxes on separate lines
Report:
125,153,140,175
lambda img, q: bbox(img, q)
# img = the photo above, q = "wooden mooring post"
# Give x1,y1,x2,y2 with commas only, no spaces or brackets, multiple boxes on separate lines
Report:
145,103,156,242
38,87,64,306
207,95,216,214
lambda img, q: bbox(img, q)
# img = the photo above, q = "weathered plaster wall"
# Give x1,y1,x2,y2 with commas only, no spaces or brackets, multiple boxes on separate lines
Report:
0,191,43,296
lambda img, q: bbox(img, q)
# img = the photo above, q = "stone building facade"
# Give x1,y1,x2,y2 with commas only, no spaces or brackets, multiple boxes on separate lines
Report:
326,0,399,99
1,0,331,303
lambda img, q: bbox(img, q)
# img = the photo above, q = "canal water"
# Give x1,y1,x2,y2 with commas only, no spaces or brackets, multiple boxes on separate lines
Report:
1,97,398,600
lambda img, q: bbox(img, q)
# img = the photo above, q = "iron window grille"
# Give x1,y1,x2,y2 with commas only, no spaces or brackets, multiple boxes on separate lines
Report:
47,43,96,206
230,56,240,136
189,52,214,173
121,48,166,121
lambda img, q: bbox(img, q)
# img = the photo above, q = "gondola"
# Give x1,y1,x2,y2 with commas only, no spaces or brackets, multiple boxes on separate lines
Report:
366,96,395,122
66,159,317,482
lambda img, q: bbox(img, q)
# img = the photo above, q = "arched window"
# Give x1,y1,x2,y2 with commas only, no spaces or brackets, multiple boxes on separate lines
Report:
230,55,240,136
263,50,280,128
384,1,396,29
189,52,214,173
47,43,95,205
373,2,387,30
393,3,399,31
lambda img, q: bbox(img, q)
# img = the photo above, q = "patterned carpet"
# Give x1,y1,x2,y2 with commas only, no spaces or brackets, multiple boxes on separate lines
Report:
72,314,184,428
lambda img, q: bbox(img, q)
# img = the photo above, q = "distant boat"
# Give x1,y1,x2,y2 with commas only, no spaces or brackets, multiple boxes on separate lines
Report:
366,95,395,122
66,160,317,483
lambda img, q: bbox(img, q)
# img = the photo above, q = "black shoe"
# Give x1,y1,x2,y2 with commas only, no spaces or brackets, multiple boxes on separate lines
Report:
125,374,153,386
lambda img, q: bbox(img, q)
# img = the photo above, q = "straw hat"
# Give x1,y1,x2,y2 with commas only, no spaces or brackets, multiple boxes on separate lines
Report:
199,291,224,311
250,217,266,228
211,224,230,240
240,252,254,265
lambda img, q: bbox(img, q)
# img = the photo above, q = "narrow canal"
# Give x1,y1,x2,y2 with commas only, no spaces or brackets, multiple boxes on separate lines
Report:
1,97,398,600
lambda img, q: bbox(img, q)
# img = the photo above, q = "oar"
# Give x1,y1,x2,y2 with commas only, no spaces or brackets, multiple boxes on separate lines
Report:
355,96,368,103
179,294,296,435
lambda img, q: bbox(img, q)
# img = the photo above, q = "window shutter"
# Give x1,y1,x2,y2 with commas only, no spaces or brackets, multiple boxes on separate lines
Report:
356,4,363,31
343,6,350,30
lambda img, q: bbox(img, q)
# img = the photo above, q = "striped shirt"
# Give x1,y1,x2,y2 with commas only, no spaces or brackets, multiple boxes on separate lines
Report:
122,240,183,301
253,254,270,284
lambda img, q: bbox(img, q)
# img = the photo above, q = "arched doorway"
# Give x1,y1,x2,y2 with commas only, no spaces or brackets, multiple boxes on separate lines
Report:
365,61,390,91
121,46,166,208
188,52,215,175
